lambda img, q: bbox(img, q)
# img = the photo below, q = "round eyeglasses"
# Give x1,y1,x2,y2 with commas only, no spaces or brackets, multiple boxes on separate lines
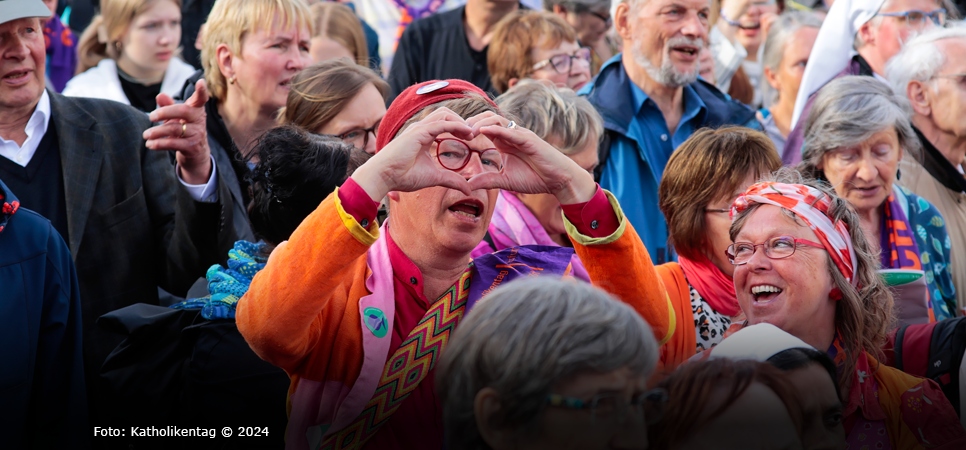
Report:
532,47,593,75
434,138,504,173
546,388,668,426
325,124,378,151
726,236,826,265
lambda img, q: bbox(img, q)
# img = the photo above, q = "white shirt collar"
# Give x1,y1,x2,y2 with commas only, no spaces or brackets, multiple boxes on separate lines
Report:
0,90,52,167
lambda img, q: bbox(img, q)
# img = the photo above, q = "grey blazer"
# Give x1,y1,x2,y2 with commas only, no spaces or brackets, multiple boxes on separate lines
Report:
48,92,236,375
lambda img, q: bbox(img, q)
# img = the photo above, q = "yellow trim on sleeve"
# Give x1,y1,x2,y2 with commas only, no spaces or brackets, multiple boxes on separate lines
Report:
658,293,675,346
332,186,380,246
563,189,627,246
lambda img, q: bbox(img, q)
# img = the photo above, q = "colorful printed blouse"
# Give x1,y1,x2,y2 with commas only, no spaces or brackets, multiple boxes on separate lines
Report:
885,186,956,320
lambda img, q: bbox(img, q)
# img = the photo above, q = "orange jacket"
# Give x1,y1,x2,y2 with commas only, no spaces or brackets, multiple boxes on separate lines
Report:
236,188,674,449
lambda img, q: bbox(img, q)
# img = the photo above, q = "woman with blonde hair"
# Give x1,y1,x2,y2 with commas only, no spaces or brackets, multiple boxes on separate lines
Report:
179,0,313,242
308,2,369,68
65,0,195,112
278,59,388,155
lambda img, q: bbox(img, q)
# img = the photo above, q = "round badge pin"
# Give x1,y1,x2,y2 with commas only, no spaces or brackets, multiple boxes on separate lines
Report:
363,307,389,338
417,81,449,95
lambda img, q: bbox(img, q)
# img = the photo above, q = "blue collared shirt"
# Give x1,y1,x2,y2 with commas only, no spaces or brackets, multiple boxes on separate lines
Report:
627,81,707,176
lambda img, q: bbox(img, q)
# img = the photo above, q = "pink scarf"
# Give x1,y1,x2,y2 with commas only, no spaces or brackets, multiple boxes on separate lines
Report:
678,254,741,317
471,191,590,282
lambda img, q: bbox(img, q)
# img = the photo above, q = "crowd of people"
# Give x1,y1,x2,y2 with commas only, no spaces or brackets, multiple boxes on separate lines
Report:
3,0,966,448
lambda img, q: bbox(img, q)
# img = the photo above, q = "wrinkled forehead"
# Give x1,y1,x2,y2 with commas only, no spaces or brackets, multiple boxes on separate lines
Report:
638,0,711,12
937,38,966,70
734,204,819,242
878,0,943,13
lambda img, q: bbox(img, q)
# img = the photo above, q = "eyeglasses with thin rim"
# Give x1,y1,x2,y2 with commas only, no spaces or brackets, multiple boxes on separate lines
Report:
876,8,946,27
726,235,825,265
324,124,378,151
532,47,593,76
434,138,504,173
546,388,668,426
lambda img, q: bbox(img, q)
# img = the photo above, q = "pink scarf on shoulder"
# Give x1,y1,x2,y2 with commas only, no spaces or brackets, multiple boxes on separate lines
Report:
678,254,741,317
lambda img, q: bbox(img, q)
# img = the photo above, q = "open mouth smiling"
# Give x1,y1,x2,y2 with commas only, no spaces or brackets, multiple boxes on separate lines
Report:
751,284,783,304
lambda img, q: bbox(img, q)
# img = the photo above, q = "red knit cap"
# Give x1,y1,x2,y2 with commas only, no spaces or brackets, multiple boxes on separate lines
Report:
375,80,498,153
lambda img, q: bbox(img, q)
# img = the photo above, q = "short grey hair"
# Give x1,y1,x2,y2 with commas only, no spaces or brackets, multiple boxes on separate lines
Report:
496,80,605,155
886,25,966,116
799,76,921,176
761,11,823,107
437,277,659,450
544,0,612,12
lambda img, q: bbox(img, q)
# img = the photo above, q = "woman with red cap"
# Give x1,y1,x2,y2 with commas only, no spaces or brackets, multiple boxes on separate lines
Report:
236,79,674,450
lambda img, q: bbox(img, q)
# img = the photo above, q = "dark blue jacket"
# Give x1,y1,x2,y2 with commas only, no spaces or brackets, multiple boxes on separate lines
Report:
581,55,758,263
0,179,88,448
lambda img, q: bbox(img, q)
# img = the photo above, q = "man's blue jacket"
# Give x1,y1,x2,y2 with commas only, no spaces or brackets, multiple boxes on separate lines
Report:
0,179,87,448
581,55,758,263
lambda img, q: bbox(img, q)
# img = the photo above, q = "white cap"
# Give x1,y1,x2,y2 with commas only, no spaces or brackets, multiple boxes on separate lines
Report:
711,323,816,362
791,0,886,126
0,0,52,26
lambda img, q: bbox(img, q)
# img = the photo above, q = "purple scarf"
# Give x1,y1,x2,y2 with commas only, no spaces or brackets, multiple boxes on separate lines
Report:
467,245,576,312
471,191,590,282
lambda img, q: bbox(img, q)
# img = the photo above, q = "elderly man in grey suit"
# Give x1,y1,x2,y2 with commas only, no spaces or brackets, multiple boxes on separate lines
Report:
0,0,235,425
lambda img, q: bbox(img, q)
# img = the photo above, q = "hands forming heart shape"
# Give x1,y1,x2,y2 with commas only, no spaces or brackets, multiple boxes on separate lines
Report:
350,107,598,206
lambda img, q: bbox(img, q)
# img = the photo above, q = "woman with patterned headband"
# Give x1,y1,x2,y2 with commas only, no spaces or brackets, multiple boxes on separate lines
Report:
710,168,965,448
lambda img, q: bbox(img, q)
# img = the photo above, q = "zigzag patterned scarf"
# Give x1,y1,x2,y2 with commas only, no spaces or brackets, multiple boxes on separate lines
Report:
319,267,473,450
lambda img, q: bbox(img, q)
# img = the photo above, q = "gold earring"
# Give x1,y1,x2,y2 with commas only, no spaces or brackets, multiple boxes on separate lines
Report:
229,77,235,85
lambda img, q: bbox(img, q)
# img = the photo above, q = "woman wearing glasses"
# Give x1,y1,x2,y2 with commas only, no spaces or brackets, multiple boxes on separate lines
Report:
798,76,956,321
654,127,781,372
437,277,664,450
717,169,965,448
278,59,388,155
488,11,592,95
544,0,619,75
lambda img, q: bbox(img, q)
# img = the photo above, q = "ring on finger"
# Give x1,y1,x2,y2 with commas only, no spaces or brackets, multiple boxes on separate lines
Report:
506,121,516,129
180,122,187,138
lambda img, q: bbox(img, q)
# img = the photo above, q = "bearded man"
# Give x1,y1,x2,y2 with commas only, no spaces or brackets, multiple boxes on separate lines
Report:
579,0,758,264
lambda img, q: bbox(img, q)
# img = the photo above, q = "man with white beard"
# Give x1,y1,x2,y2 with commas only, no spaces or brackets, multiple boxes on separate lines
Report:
580,0,758,264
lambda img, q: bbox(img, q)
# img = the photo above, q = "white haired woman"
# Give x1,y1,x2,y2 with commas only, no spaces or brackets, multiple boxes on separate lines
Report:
797,75,957,321
758,10,822,159
471,80,603,281
723,168,965,447
437,277,663,450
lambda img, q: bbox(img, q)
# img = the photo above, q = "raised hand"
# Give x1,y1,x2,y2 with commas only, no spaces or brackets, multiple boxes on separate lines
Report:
143,79,212,185
350,107,477,202
467,113,597,206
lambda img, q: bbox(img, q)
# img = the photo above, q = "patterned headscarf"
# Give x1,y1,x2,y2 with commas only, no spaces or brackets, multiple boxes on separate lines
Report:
731,182,858,286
